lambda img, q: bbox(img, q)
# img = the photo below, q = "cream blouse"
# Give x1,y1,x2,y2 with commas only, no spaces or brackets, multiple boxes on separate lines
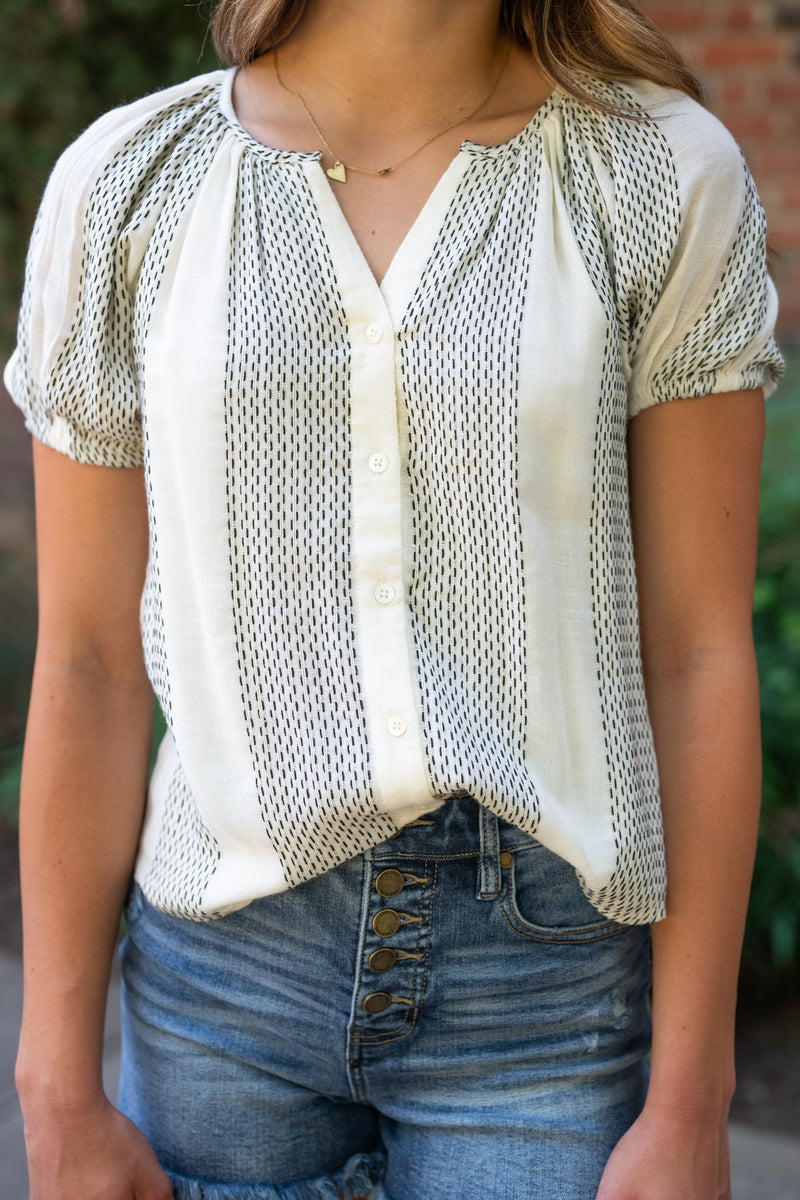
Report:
5,68,783,923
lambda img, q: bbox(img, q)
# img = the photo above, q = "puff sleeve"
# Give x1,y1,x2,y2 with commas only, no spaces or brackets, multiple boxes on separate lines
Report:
625,95,784,419
3,114,144,467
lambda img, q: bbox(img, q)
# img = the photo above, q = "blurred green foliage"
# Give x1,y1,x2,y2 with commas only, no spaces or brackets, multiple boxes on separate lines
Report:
0,0,219,342
745,348,800,980
0,1,798,983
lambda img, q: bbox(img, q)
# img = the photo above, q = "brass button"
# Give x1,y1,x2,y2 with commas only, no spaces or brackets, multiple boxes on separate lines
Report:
363,991,392,1014
372,909,401,936
375,868,405,897
369,947,398,973
499,851,513,868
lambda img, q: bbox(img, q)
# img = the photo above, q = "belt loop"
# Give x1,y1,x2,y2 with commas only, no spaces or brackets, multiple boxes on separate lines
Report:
477,804,502,900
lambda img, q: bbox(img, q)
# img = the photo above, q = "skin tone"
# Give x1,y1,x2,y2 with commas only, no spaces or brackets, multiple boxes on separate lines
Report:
232,0,554,284
15,1,764,1196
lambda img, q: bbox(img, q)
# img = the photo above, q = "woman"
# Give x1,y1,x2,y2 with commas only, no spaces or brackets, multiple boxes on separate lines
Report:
7,0,783,1197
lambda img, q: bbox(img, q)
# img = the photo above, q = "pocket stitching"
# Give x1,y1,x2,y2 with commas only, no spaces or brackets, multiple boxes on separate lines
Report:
499,899,628,943
501,855,627,943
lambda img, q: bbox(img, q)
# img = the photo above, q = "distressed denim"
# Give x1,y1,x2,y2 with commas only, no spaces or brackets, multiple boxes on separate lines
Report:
118,795,652,1199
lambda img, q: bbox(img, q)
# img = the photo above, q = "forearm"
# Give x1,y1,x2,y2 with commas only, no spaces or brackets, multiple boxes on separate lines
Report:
16,658,154,1108
645,643,761,1112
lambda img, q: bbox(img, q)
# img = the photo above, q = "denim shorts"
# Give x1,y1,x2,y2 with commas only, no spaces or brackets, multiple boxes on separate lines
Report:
118,794,652,1200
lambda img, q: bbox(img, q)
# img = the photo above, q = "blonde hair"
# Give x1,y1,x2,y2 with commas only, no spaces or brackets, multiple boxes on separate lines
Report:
211,0,704,108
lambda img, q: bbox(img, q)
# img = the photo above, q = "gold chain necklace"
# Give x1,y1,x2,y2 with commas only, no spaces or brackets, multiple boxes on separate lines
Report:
273,42,511,183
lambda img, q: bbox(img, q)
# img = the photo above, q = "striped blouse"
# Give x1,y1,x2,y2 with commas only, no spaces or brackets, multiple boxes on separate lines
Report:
5,68,783,923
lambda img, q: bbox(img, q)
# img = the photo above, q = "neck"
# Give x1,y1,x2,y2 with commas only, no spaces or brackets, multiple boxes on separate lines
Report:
279,0,507,128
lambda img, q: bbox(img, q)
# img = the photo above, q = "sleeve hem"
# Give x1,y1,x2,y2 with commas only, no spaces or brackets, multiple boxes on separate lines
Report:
628,360,785,420
23,410,144,469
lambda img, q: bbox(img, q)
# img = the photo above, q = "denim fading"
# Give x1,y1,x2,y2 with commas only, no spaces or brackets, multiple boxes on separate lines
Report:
118,794,652,1200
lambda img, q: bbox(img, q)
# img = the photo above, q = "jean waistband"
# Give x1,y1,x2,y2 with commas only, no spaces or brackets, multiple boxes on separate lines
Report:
369,793,537,903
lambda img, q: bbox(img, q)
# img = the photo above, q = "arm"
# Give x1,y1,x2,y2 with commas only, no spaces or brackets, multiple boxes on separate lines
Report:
15,441,171,1199
596,388,765,1200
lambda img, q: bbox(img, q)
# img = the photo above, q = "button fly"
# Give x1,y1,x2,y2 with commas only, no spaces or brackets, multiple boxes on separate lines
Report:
363,991,392,1014
375,868,405,897
372,909,401,936
368,947,398,973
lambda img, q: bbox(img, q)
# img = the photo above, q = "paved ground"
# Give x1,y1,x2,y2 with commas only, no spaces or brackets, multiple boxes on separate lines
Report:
1,951,799,1199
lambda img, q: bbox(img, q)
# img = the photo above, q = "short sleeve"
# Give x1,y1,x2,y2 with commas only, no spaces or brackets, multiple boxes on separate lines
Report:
626,102,784,419
3,118,144,467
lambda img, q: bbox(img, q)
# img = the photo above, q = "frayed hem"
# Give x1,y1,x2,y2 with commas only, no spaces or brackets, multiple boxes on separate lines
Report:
168,1148,386,1199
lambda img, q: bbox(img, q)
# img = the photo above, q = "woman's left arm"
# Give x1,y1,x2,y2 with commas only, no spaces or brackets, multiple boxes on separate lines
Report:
596,388,765,1200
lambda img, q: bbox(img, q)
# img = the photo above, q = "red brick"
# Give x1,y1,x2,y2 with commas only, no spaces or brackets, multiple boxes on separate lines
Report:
720,80,750,103
645,0,800,334
701,38,784,66
724,114,774,138
759,150,800,174
647,8,708,32
769,78,800,104
727,6,757,29
767,234,800,262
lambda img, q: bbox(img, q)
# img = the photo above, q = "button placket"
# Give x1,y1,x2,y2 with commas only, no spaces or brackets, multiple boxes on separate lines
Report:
345,299,432,825
356,859,434,1034
375,868,405,897
368,947,399,973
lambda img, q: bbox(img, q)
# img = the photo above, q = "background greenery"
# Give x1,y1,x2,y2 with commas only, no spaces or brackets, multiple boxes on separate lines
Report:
747,356,800,983
0,0,219,342
0,1,798,988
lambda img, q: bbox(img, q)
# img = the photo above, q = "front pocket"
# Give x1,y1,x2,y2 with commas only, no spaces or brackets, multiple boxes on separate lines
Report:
501,843,627,943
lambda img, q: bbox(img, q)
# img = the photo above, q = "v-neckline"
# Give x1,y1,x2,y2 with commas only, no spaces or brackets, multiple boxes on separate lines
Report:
302,151,473,329
218,65,559,330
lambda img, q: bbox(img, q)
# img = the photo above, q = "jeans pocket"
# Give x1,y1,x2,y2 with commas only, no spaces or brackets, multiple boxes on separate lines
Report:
501,843,628,943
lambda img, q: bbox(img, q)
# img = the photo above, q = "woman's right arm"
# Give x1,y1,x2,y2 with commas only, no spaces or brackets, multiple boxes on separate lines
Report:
16,441,171,1199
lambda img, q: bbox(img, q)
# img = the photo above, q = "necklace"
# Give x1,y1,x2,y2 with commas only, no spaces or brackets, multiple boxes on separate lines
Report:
273,42,511,183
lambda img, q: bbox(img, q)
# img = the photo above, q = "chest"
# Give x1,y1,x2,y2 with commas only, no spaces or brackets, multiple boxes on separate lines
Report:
317,136,479,286
136,135,615,486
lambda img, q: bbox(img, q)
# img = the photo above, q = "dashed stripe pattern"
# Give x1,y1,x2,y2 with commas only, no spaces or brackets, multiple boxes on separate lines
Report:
557,85,676,920
134,101,229,736
399,146,540,830
8,73,783,923
130,102,231,912
650,163,774,401
39,85,228,908
225,156,395,888
142,757,221,919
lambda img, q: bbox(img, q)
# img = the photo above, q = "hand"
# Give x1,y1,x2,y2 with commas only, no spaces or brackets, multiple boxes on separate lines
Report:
595,1103,731,1200
23,1093,173,1200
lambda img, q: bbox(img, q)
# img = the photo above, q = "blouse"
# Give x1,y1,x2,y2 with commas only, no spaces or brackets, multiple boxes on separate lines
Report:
5,67,783,923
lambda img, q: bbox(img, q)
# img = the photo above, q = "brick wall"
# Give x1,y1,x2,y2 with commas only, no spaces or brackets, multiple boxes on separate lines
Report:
644,1,800,334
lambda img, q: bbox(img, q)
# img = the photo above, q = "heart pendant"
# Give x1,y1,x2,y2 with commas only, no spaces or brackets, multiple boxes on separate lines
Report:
326,161,347,183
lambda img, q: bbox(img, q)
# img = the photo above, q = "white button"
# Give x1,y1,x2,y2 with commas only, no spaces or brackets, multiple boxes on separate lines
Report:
374,583,395,606
368,452,389,474
387,716,408,738
365,322,384,344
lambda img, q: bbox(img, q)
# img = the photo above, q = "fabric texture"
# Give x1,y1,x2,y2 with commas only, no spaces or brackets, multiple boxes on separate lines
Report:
165,1154,384,1200
118,796,652,1200
5,69,784,924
